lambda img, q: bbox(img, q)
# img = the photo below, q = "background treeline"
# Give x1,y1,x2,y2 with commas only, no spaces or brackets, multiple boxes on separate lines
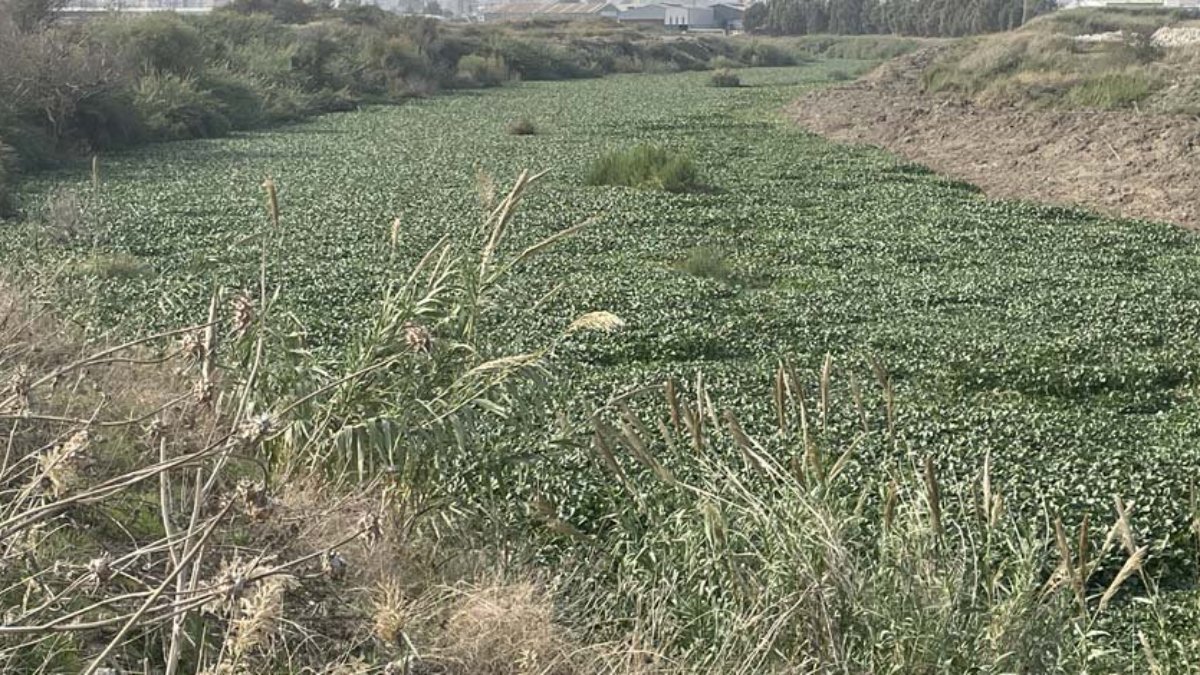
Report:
0,0,790,216
747,0,1058,37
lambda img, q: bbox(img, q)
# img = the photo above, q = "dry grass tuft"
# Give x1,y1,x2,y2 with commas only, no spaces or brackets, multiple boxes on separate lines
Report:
434,582,578,675
566,311,626,334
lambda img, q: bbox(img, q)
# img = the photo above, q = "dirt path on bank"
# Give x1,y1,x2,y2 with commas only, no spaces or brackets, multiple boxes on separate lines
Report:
791,49,1200,229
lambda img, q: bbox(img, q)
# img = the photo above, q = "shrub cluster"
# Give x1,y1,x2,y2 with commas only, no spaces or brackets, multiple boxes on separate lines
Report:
585,144,701,193
710,68,742,87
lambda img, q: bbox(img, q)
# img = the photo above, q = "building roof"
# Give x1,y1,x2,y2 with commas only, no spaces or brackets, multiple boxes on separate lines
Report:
488,2,615,13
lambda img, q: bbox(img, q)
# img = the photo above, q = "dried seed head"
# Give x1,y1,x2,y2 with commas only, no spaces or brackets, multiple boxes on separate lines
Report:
180,330,206,364
372,580,408,647
193,378,215,406
358,512,383,548
204,557,269,616
39,430,92,497
476,168,497,211
4,364,33,412
403,321,433,355
87,552,114,585
235,413,273,447
145,417,166,444
230,573,296,658
231,291,255,339
322,550,348,581
390,216,403,249
236,479,277,522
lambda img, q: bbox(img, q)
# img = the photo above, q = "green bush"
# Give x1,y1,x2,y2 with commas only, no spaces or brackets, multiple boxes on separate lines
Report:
133,73,230,140
709,68,741,87
738,40,797,67
71,89,143,150
222,0,316,24
585,144,701,193
709,55,743,70
456,54,512,88
0,140,15,218
678,246,732,281
200,69,266,128
95,13,205,76
495,38,595,80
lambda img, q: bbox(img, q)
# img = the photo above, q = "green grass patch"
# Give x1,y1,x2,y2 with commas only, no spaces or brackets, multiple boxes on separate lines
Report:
584,143,701,193
65,252,150,280
1066,71,1156,108
709,69,742,88
677,246,733,282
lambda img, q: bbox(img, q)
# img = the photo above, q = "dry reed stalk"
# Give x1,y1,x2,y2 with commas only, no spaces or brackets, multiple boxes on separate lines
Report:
262,176,280,230
882,481,899,531
1138,630,1163,675
1076,514,1090,584
981,450,992,525
617,410,673,484
1053,517,1087,616
1098,546,1147,612
849,371,867,433
773,363,787,435
590,420,631,491
818,354,832,432
1192,481,1200,569
683,400,703,453
655,418,676,454
923,456,942,539
723,409,774,478
1113,496,1137,555
665,378,681,434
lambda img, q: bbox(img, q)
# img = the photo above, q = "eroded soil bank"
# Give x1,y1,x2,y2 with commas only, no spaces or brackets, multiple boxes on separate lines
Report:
791,49,1200,229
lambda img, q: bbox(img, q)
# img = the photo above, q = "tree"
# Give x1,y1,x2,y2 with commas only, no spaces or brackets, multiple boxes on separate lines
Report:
0,0,66,32
748,0,1054,37
744,2,768,32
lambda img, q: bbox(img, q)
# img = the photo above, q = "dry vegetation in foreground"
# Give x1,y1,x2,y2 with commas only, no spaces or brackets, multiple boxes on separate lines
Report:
1,171,1193,673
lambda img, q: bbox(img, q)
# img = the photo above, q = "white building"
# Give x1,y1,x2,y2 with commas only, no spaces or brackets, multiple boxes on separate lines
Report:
483,2,619,20
619,1,740,29
1057,0,1200,8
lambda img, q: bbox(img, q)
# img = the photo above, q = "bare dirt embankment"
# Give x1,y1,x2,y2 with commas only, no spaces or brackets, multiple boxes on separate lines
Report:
791,48,1200,229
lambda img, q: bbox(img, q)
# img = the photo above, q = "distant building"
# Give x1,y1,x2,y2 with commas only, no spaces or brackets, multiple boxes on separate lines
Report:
664,3,711,27
483,2,619,21
60,0,227,14
710,2,742,29
619,1,740,29
618,2,667,25
1056,0,1200,8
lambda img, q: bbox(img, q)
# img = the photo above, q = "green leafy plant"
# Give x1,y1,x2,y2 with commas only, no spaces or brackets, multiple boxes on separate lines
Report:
585,144,701,192
709,69,741,88
678,246,732,282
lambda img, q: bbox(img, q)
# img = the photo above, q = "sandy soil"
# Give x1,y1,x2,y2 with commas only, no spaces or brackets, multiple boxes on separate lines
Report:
791,48,1200,229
